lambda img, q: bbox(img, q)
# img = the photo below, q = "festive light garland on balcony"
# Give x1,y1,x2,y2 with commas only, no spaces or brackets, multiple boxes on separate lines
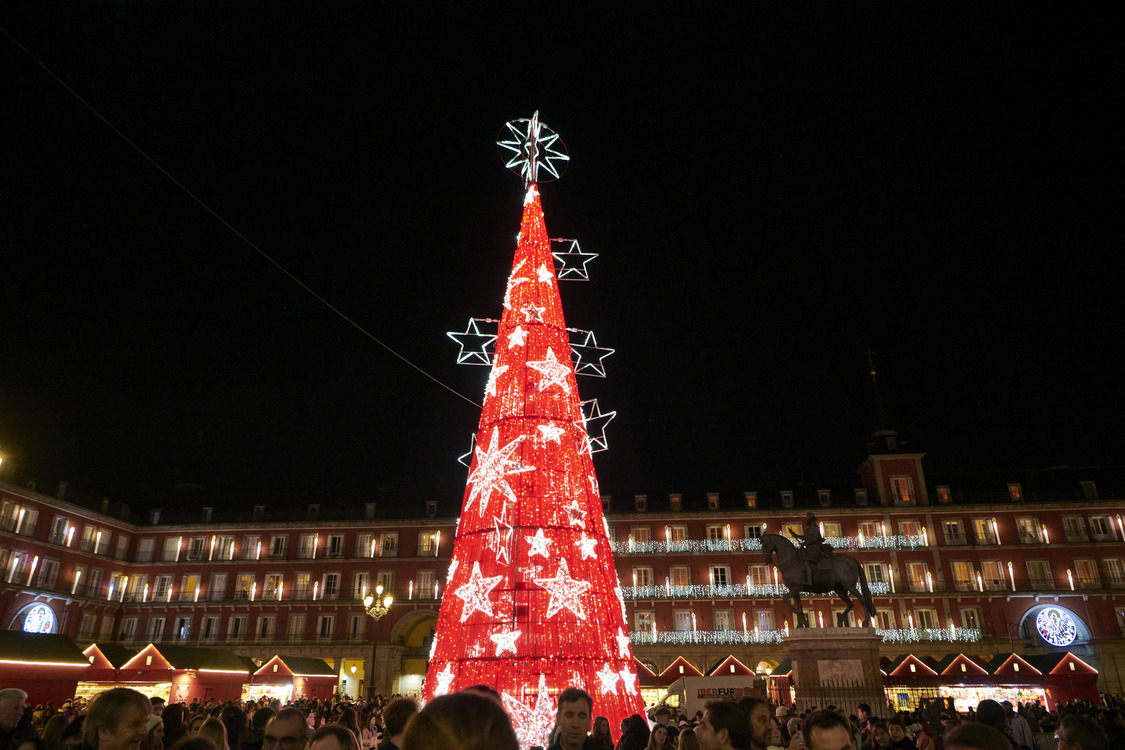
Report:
877,628,982,644
626,627,979,646
621,581,891,599
610,534,926,555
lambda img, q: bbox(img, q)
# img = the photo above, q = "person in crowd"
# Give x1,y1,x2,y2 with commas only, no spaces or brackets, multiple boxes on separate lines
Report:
197,721,228,750
81,689,152,750
377,700,415,750
677,729,700,750
1054,715,1108,750
162,707,189,750
149,702,164,719
142,716,164,750
694,702,749,750
185,719,205,741
547,687,598,750
1,689,35,750
653,709,679,744
400,691,517,750
647,724,674,750
589,717,613,750
219,709,246,750
884,720,913,750
244,708,274,750
860,722,890,750
615,715,650,750
856,706,877,745
61,718,85,750
739,698,781,750
998,704,1030,750
941,725,1011,750
308,727,358,750
42,714,70,750
263,709,308,750
333,711,361,749
911,720,934,750
801,711,854,750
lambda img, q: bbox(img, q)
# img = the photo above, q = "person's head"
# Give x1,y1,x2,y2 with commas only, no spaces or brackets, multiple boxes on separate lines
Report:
649,724,669,748
251,709,275,731
697,701,750,750
856,705,871,723
678,729,701,750
555,687,593,750
187,716,206,738
975,701,1005,731
146,715,165,748
309,726,358,750
264,709,307,750
942,723,1013,750
872,721,890,747
887,719,906,742
335,708,360,736
84,689,152,750
0,689,28,731
738,698,770,750
219,708,246,749
150,699,165,717
655,707,672,726
197,719,227,750
163,706,188,735
592,716,612,738
1056,715,1109,750
802,710,854,750
381,698,417,740
401,691,517,750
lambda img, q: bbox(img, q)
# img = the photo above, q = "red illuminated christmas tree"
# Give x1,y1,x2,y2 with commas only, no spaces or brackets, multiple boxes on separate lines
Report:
425,114,643,748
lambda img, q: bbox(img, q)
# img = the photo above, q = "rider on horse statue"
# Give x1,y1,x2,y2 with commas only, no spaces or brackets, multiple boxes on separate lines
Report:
790,512,834,588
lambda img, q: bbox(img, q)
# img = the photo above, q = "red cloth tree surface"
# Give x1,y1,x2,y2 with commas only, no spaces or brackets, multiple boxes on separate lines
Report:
423,180,643,748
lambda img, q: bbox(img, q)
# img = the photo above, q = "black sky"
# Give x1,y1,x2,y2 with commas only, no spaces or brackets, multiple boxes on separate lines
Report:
0,4,1118,512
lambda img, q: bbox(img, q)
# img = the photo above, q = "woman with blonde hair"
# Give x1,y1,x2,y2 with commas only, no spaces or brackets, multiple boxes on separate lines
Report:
197,719,229,750
401,691,517,750
676,729,700,750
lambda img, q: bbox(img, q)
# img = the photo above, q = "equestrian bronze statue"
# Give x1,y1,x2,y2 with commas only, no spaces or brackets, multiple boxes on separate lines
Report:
761,513,876,628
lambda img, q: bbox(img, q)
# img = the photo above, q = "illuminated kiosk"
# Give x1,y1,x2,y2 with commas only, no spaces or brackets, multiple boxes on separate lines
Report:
247,655,337,702
0,630,90,705
424,113,643,749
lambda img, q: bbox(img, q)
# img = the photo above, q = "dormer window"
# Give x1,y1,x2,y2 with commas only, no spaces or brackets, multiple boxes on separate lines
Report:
936,486,951,503
745,492,757,508
669,494,682,511
634,495,647,512
707,493,720,511
817,490,831,507
780,491,794,508
854,489,868,506
1007,484,1023,501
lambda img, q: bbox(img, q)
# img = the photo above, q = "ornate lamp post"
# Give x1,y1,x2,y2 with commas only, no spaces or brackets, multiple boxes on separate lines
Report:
363,584,393,698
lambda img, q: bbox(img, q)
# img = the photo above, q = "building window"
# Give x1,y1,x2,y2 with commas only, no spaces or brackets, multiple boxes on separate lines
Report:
898,519,922,537
381,533,398,557
136,538,155,562
1090,515,1116,541
973,518,997,545
229,616,246,640
1075,558,1099,587
668,494,682,511
37,559,60,588
755,610,775,631
235,574,255,600
670,566,690,587
326,534,345,557
707,493,720,510
673,611,694,632
377,571,394,593
348,615,365,639
915,608,939,630
356,533,375,558
215,536,235,560
713,610,734,631
631,527,650,545
353,572,370,599
210,573,227,601
287,614,305,641
635,611,654,632
951,561,974,591
709,565,731,587
982,560,1005,591
960,607,982,631
298,534,317,559
821,522,841,540
817,490,831,507
1062,517,1087,542
781,522,802,540
943,520,965,544
180,574,201,601
876,609,895,630
322,572,340,599
174,616,191,640
891,476,915,504
634,495,647,512
745,492,757,508
161,536,180,561
270,535,288,557
242,535,261,560
317,615,335,640
257,615,275,639
49,516,69,544
1080,481,1098,500
294,572,312,600
1026,560,1053,589
418,570,436,599
936,485,952,503
744,524,763,540
1016,517,1042,544
864,563,887,585
147,616,166,642
667,525,687,544
749,564,770,587
906,562,929,592
419,532,437,555
601,496,611,513
120,617,138,641
706,525,726,543
780,491,794,508
859,521,881,539
632,567,653,588
186,536,205,561
153,574,172,600
855,488,868,506
1103,558,1125,587
425,500,437,518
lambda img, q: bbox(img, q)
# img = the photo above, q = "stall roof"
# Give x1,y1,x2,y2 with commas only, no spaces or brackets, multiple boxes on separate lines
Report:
121,643,250,673
709,655,755,676
255,655,335,677
1028,652,1098,675
0,631,89,666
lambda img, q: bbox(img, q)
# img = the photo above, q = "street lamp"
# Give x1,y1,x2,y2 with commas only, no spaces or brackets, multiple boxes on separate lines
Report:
364,584,394,698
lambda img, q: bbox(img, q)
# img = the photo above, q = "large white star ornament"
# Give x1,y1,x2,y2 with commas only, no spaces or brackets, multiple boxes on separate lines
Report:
507,326,528,348
502,674,556,750
490,629,521,656
534,558,592,620
465,428,534,517
619,666,638,695
596,663,620,694
536,263,554,283
455,562,504,622
528,347,572,393
616,628,632,659
525,528,554,559
521,302,546,323
538,424,565,443
433,664,455,696
576,532,598,560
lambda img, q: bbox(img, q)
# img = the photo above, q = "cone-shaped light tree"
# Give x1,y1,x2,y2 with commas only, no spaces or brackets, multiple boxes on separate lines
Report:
424,114,643,748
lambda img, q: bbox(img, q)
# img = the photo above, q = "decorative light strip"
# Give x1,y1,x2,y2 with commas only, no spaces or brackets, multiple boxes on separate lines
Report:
621,581,891,599
877,628,982,644
629,630,785,645
611,535,925,555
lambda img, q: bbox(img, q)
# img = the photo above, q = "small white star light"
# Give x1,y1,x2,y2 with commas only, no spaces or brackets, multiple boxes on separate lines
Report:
618,666,638,695
465,428,534,517
455,562,504,622
536,263,554,283
575,532,598,560
564,499,587,528
497,111,570,187
521,302,546,323
615,627,632,658
528,348,572,393
507,325,528,348
490,629,521,656
596,663,620,694
447,318,496,366
525,528,554,559
534,558,592,619
537,423,565,443
433,664,456,696
551,238,597,281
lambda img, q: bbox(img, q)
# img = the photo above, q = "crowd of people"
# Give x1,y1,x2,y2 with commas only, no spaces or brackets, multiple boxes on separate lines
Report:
2,686,1122,750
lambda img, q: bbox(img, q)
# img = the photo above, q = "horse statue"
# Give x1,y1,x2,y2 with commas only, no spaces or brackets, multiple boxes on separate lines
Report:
761,533,876,628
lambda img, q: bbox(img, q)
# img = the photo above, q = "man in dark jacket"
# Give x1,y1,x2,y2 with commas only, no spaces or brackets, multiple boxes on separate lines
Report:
548,687,601,750
0,689,36,750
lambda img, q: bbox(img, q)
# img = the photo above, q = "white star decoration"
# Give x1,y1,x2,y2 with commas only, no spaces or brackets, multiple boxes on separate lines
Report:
521,302,546,323
490,629,521,656
536,263,554,283
465,428,534,517
596,663,619,694
564,499,587,528
537,424,565,443
433,664,455,696
528,347,572,393
507,326,528,348
525,528,554,559
491,517,514,565
575,532,598,560
485,364,509,397
616,628,632,659
455,562,504,622
534,558,592,620
619,666,638,695
502,674,556,750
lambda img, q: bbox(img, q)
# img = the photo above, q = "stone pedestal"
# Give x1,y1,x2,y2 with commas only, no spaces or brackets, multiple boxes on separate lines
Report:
787,627,885,716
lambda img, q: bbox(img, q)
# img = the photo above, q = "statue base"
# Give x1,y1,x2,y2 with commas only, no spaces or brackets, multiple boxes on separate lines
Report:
786,627,885,716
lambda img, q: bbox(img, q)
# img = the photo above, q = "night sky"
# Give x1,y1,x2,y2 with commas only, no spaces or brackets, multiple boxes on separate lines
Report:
1,5,1118,513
